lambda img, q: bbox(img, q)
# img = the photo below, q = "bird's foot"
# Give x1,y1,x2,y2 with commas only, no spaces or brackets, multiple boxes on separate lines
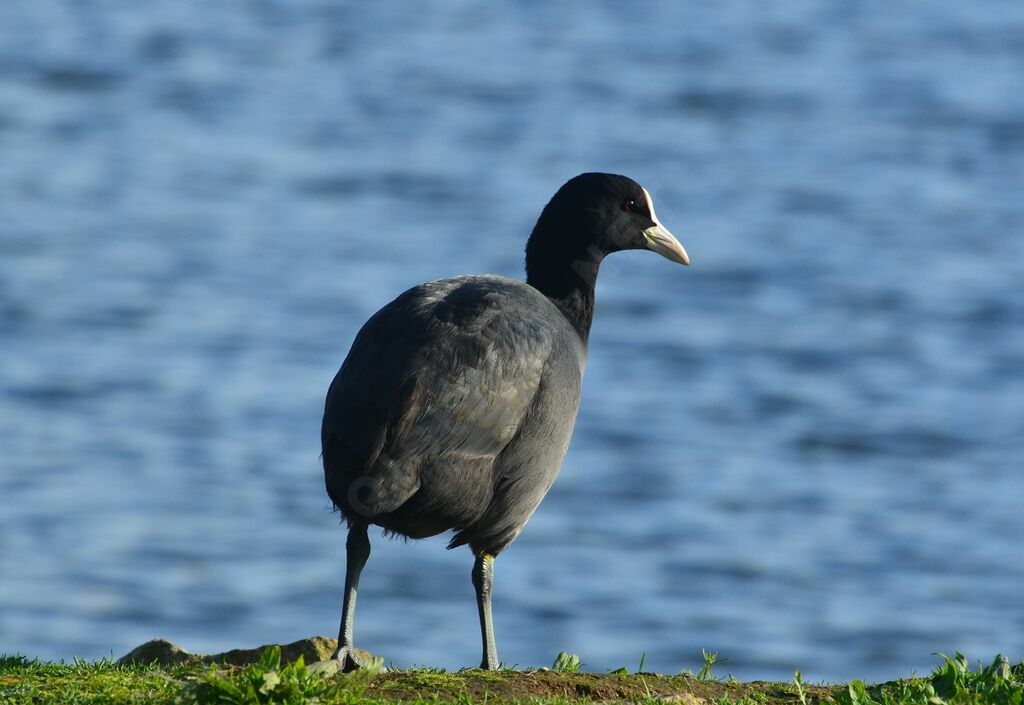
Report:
332,646,385,673
478,656,500,671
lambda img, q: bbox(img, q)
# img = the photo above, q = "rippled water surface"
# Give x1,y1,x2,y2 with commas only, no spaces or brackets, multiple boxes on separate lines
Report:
2,1,1023,682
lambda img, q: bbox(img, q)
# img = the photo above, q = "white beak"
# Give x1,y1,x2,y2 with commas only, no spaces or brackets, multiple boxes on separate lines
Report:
643,222,690,266
640,187,690,266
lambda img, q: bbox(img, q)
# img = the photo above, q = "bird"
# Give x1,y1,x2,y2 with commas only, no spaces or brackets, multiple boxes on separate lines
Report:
321,172,689,671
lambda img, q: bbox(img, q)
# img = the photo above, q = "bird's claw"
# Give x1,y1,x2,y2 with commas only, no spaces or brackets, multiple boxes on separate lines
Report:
332,646,385,673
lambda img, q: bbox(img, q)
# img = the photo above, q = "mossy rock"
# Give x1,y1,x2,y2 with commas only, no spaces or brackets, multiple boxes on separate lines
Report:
116,638,196,666
116,635,344,667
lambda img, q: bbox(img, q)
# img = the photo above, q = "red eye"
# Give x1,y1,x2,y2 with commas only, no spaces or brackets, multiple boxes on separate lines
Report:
621,200,635,212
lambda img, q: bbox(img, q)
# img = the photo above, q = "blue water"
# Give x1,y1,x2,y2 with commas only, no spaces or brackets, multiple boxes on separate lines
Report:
2,0,1023,683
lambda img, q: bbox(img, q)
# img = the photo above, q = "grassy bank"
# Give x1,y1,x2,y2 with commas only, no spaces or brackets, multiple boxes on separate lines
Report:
1,647,1021,705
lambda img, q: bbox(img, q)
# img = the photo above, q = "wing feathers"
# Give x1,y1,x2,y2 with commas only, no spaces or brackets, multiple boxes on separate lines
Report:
322,276,555,527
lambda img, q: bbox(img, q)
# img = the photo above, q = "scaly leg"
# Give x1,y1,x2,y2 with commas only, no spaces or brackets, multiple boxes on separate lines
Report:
332,523,371,671
472,553,499,670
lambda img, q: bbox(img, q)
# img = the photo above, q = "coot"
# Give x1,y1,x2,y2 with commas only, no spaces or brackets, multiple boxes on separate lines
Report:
322,172,689,670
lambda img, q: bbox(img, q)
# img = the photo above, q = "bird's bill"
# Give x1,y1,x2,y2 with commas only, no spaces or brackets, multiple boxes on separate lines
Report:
639,186,690,266
643,223,690,266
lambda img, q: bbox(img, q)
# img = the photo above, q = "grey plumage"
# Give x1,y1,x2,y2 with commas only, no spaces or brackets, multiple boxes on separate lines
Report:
321,173,689,670
323,275,583,555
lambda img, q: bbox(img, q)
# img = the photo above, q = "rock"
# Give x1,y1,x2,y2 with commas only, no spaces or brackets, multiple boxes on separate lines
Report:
117,636,342,667
116,638,197,666
656,693,706,705
307,659,342,677
205,636,339,667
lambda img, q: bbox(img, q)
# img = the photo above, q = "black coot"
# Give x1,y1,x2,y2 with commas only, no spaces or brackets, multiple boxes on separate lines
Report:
322,172,689,670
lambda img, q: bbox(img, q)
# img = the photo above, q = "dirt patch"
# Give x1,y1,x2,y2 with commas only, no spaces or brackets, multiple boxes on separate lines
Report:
370,670,833,704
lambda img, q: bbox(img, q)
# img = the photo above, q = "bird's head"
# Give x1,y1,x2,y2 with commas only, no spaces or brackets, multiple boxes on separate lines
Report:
526,173,689,286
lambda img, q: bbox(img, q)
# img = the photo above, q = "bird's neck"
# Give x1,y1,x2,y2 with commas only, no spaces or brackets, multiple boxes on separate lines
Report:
525,235,602,343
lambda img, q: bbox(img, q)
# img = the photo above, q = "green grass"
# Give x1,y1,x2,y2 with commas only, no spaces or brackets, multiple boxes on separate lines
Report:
836,653,1024,705
0,654,191,704
1,650,1021,705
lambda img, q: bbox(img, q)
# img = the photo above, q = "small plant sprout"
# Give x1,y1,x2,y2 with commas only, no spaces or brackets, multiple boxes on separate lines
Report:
794,669,808,705
696,649,721,681
552,652,581,673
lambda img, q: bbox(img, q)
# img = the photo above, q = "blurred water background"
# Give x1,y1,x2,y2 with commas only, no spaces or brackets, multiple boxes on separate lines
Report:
2,0,1023,683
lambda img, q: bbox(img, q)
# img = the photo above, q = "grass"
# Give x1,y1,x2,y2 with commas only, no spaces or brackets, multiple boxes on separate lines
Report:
696,650,722,681
1,649,1021,705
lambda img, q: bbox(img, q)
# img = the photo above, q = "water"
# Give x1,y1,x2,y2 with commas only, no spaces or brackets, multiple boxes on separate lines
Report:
1,0,1023,683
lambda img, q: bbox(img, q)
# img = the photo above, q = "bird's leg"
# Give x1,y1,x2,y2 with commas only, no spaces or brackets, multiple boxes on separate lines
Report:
472,552,499,670
332,523,371,671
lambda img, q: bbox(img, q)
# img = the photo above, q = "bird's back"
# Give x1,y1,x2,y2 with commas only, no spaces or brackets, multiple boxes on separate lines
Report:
322,275,585,552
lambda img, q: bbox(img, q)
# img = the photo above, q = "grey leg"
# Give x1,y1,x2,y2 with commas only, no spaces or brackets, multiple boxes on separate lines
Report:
332,523,370,671
472,553,499,670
